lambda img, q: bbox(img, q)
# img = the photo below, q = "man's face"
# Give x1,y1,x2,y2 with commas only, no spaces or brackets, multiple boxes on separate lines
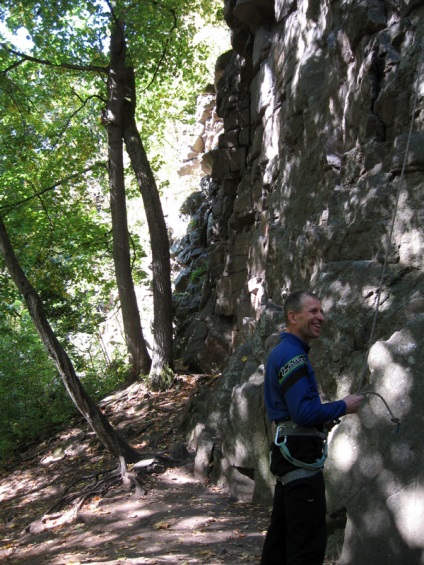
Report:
287,296,325,344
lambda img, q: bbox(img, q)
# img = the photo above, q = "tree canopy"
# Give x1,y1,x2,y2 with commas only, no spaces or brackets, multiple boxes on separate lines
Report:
0,0,227,458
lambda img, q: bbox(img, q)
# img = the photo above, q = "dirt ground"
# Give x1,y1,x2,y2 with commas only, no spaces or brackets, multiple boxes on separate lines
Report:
0,375,271,564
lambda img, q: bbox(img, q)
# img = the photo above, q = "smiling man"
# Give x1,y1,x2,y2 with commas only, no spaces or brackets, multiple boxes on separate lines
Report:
260,290,363,565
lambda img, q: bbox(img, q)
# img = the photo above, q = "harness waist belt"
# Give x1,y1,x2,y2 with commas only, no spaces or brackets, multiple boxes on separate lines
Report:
275,420,326,440
277,468,321,485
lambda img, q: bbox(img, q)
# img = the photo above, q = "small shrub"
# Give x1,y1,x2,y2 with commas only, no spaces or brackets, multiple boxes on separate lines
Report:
189,266,207,284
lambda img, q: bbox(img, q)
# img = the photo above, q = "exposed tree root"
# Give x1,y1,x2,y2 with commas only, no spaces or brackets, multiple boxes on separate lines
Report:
22,452,180,535
24,456,147,534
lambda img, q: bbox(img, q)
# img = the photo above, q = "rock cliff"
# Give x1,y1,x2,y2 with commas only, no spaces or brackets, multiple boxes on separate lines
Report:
172,1,424,563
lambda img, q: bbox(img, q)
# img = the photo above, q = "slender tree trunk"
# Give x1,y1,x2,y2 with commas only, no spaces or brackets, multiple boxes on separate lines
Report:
123,66,174,388
0,215,140,463
107,20,151,378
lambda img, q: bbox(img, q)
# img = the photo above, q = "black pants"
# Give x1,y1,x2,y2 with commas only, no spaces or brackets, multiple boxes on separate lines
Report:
260,472,327,565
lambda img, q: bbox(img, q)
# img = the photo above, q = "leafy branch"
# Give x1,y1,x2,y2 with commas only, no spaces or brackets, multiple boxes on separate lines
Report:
0,43,107,75
140,6,178,92
0,163,106,215
53,92,106,149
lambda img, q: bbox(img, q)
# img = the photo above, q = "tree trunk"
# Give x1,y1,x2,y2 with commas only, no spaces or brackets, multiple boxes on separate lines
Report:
123,66,174,389
107,20,151,378
0,215,140,464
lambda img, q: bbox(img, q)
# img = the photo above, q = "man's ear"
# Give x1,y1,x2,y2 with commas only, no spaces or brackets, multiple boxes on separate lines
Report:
287,310,297,325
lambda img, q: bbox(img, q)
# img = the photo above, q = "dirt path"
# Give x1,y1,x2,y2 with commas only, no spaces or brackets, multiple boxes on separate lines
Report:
0,376,269,564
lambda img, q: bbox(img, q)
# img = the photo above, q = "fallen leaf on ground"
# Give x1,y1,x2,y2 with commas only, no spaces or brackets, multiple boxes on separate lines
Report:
199,549,215,557
153,520,173,529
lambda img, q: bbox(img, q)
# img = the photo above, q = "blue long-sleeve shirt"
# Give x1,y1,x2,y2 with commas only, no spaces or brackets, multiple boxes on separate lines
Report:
264,332,346,426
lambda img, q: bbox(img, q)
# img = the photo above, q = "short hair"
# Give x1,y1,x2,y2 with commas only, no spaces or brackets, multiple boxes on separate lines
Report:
283,290,320,323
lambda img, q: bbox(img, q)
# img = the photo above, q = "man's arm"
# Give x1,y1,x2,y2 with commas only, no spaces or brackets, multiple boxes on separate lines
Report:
284,380,364,426
285,379,347,426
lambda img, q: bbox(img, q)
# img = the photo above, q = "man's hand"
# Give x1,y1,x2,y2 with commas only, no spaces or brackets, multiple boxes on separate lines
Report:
342,394,364,414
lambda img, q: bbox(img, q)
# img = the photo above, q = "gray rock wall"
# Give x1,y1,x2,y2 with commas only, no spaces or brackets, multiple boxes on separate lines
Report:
173,1,424,562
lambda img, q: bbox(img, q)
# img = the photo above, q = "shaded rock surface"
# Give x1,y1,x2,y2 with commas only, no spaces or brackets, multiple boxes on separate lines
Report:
172,1,424,563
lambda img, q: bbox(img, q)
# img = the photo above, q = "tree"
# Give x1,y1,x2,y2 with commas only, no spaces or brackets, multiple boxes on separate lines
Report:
122,45,174,387
0,0,223,386
106,15,152,379
0,0,225,454
0,214,140,464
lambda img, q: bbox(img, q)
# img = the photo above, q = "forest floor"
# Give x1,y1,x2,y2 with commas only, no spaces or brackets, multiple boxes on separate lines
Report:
0,374,271,564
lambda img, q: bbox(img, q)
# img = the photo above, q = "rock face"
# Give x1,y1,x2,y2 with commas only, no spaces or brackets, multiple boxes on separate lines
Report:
332,315,424,564
172,1,424,562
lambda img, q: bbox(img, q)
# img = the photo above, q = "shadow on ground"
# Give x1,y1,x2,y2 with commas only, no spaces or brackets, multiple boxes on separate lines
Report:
0,376,269,564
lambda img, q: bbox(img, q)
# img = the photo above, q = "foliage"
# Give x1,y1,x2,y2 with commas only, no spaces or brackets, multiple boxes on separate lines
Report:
0,0,227,455
149,364,175,392
190,266,207,284
0,309,71,457
0,301,133,459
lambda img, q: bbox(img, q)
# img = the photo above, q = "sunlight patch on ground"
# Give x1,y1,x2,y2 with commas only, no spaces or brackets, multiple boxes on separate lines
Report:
160,468,199,486
174,515,216,531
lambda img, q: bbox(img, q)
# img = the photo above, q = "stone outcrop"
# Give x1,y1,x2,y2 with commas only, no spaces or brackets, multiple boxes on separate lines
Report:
172,1,424,562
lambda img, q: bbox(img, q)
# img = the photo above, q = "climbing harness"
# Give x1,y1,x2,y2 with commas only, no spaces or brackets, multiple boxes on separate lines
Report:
276,467,321,485
356,38,424,432
274,420,328,471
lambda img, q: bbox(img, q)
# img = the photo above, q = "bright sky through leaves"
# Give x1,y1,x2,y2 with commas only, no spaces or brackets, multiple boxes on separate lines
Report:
0,23,33,50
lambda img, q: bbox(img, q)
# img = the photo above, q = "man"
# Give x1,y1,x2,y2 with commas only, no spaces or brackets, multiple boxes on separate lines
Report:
260,290,363,565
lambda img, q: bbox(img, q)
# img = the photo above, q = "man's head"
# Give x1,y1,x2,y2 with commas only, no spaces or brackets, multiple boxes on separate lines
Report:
284,290,324,344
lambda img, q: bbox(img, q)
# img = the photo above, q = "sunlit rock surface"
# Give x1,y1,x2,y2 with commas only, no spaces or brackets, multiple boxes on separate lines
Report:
173,1,424,562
